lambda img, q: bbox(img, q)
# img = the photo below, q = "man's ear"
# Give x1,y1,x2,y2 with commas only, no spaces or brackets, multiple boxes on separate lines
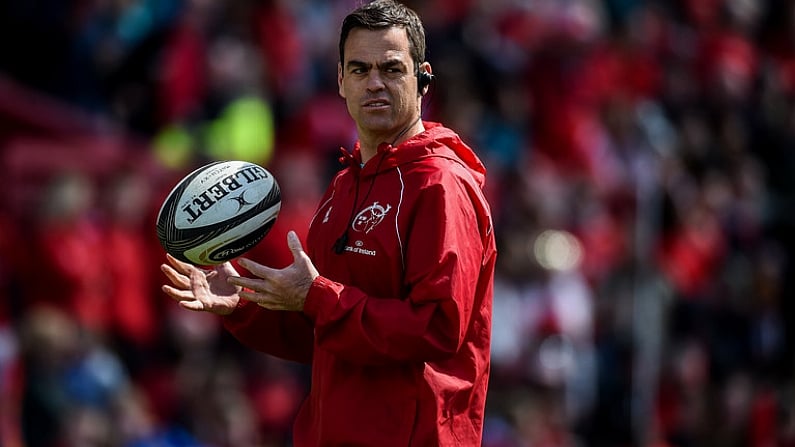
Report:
338,62,345,99
417,62,433,97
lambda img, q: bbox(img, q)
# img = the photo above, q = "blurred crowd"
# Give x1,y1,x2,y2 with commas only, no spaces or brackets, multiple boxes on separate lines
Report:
1,0,794,446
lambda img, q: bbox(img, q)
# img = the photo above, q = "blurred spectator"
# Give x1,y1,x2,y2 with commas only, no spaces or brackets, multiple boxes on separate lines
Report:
15,307,129,446
99,168,162,373
26,172,110,335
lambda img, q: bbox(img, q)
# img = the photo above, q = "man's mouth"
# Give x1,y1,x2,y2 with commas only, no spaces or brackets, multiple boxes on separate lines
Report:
363,99,390,109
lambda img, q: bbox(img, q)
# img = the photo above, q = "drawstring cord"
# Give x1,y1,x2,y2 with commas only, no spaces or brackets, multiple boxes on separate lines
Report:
332,117,420,254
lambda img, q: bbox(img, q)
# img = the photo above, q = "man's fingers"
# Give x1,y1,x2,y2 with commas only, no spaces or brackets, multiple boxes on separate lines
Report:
162,285,197,302
190,268,211,290
166,253,212,276
166,253,195,273
239,290,287,311
227,276,267,292
236,257,273,278
178,300,207,312
216,262,239,277
163,285,210,312
161,264,190,289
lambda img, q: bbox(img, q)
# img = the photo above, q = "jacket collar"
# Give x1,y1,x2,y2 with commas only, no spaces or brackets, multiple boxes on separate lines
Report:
337,121,487,186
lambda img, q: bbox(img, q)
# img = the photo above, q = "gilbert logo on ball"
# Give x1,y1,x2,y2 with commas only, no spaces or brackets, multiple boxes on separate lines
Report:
156,160,281,265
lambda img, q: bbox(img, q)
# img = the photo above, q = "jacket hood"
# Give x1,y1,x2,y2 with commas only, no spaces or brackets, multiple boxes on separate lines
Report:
339,121,487,188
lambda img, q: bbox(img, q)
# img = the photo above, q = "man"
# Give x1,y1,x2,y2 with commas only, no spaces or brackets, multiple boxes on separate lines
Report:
161,1,497,445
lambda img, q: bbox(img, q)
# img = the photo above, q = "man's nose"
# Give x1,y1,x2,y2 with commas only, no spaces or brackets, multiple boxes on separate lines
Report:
366,71,386,91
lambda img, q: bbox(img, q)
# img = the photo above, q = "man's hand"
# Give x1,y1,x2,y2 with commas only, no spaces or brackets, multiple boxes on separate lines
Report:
161,254,242,315
229,231,319,311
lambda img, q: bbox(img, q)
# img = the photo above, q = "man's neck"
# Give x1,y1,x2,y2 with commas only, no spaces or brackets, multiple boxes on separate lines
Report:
359,117,424,163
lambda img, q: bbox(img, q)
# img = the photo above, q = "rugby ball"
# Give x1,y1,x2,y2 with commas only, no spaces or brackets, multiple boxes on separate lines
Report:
156,160,281,265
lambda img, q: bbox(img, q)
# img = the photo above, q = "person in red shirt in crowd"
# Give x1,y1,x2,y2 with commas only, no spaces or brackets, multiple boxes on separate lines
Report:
160,1,497,445
101,169,162,359
27,172,109,334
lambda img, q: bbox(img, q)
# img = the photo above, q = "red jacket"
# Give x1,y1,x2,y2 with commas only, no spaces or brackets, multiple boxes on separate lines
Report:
223,122,496,446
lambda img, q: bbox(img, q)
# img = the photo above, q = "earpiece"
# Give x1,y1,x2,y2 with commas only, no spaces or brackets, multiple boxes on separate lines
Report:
417,70,434,95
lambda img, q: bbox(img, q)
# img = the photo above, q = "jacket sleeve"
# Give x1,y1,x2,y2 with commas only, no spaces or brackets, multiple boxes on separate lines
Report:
222,300,315,364
303,175,492,366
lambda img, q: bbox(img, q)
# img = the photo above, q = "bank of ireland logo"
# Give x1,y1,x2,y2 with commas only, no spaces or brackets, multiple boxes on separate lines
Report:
352,201,392,234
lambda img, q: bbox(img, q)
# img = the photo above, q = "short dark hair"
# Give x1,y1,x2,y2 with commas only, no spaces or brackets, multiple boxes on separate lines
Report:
339,0,427,71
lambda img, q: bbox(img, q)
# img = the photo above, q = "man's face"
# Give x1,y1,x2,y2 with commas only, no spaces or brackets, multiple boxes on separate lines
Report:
338,27,422,143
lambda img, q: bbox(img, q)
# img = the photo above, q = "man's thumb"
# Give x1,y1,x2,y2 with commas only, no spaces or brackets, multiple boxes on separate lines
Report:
287,230,304,257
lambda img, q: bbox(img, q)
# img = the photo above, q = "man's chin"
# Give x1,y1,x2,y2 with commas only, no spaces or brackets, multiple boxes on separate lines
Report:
357,119,397,136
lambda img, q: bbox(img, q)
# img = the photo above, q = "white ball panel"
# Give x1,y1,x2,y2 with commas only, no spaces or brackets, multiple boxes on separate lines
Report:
183,202,281,265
